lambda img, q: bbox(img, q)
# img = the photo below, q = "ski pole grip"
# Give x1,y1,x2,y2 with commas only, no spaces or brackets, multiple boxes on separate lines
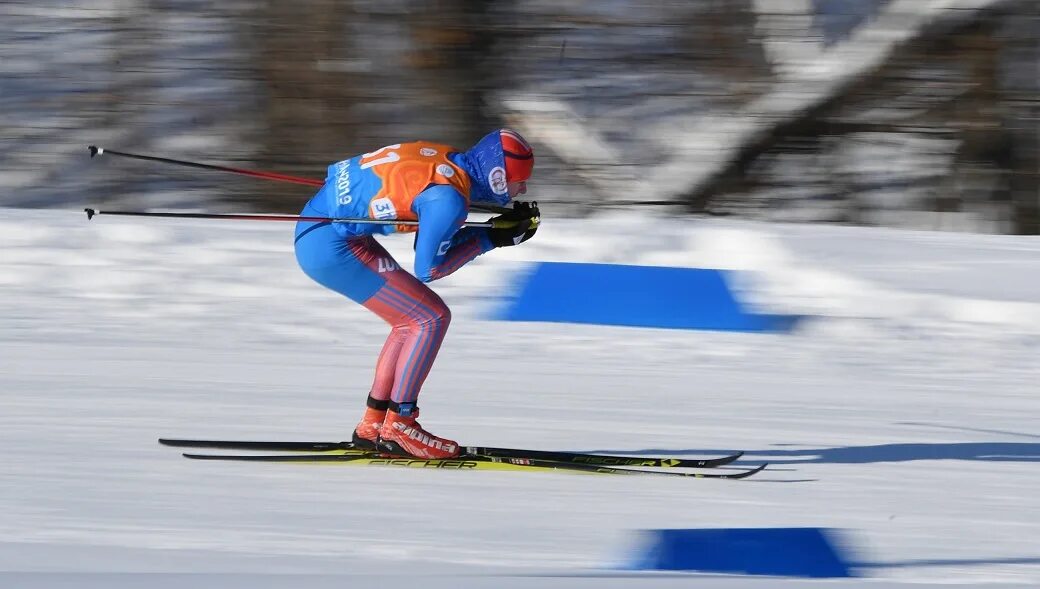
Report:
88,146,103,158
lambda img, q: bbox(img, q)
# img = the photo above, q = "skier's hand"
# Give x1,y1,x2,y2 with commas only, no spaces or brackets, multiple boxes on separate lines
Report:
487,201,539,248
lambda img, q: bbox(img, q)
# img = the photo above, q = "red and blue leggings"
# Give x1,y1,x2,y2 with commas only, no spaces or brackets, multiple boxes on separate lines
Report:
294,221,449,406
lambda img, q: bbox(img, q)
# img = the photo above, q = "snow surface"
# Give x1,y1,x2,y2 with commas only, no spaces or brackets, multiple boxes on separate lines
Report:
2,207,1039,588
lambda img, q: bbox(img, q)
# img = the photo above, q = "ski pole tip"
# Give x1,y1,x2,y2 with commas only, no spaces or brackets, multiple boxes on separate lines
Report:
88,145,103,158
85,208,96,220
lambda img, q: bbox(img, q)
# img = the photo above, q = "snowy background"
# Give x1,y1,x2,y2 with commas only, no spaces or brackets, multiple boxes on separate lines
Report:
2,207,1039,588
3,1,1037,232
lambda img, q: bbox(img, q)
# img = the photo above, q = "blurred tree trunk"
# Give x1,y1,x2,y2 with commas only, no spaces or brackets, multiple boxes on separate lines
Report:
239,0,494,211
680,0,771,103
398,0,495,146
99,1,155,208
998,2,1039,234
243,0,356,210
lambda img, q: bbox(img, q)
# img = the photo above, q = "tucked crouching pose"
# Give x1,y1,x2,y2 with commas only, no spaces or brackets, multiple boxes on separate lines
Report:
293,129,539,459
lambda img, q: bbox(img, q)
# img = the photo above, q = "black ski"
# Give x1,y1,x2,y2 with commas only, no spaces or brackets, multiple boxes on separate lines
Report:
180,451,768,479
159,438,743,469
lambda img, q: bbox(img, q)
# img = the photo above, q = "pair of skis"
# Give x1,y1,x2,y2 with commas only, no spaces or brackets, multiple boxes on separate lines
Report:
160,438,767,480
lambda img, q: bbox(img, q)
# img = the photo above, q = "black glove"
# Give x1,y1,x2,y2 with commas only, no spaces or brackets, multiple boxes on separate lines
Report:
487,201,540,248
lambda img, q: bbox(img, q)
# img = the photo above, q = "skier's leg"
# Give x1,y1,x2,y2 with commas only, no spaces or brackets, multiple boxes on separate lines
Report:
367,324,410,402
346,241,457,459
294,225,402,445
294,226,453,456
356,240,451,407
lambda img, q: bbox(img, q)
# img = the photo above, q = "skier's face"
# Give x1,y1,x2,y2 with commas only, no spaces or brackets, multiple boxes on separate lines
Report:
507,181,527,199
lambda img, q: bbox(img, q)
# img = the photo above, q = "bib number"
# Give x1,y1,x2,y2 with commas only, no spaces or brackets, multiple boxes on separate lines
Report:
360,144,402,170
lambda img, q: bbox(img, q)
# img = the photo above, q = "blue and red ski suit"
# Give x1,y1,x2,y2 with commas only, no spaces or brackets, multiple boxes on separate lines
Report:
293,131,516,407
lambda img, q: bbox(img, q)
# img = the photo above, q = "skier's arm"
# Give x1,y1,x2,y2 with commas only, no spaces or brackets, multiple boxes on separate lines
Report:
412,185,494,283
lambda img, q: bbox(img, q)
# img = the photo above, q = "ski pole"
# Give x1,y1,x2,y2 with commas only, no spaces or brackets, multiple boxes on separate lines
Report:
86,145,510,214
83,208,495,228
88,145,323,187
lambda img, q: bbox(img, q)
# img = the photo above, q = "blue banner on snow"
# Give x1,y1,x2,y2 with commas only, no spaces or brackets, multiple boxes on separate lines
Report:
497,262,800,332
624,527,857,578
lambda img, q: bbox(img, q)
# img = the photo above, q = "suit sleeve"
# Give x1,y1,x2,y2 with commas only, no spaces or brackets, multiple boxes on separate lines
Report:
412,185,495,283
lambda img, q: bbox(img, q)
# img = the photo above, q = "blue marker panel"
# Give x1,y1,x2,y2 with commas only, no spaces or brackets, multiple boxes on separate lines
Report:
499,262,800,332
626,527,856,578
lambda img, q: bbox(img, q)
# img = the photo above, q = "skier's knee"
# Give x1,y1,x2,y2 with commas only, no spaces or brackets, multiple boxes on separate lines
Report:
433,305,451,330
419,304,450,332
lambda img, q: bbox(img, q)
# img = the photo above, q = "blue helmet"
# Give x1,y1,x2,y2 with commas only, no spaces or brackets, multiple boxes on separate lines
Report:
460,129,534,206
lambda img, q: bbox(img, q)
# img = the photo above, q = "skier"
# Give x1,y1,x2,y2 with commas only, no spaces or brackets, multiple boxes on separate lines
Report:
293,129,538,459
